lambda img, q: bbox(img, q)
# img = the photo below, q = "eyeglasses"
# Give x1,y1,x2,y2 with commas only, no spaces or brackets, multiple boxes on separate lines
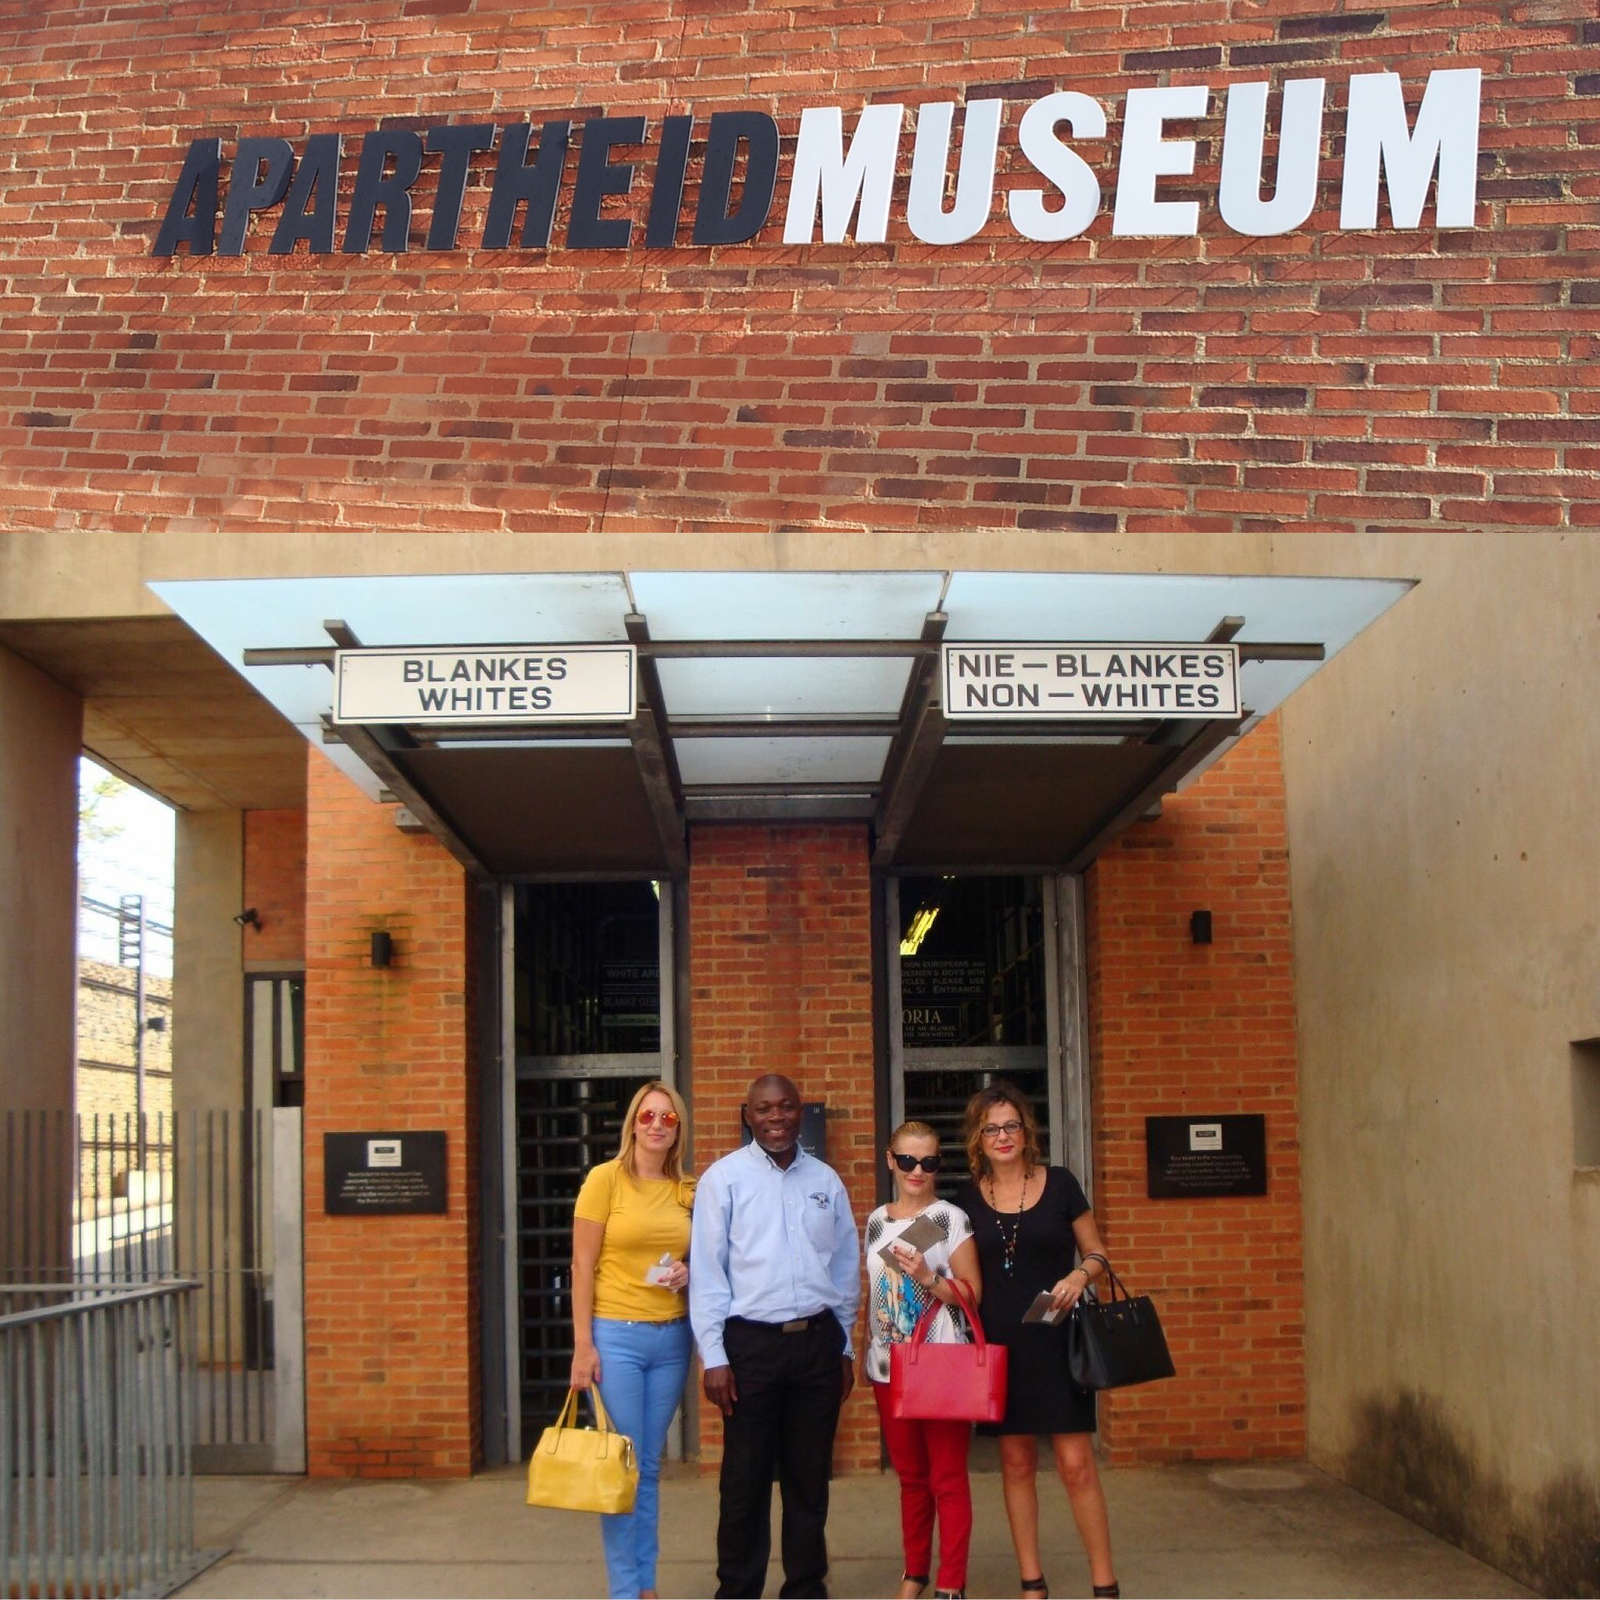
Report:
636,1108,680,1128
980,1120,1024,1141
892,1152,941,1174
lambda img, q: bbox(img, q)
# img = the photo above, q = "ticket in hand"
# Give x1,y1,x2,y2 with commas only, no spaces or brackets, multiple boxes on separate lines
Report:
876,1213,945,1267
1021,1290,1066,1325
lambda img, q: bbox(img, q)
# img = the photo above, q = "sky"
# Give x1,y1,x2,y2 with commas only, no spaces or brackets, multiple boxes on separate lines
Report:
78,758,176,975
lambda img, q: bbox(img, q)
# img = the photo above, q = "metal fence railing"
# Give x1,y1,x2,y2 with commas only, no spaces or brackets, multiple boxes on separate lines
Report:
0,1280,222,1597
1,1110,305,1473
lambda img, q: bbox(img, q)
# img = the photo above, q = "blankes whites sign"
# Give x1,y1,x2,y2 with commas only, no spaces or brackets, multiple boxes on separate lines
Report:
153,70,1482,258
332,646,637,725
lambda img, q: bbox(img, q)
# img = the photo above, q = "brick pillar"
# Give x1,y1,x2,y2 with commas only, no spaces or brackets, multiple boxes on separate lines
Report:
1087,714,1307,1463
303,751,480,1476
686,824,880,1473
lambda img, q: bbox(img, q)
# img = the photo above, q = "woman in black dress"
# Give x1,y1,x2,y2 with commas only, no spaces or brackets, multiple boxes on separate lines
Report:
954,1083,1119,1600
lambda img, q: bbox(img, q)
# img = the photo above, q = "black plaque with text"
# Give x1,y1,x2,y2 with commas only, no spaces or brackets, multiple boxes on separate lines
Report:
1145,1115,1267,1199
324,1131,448,1215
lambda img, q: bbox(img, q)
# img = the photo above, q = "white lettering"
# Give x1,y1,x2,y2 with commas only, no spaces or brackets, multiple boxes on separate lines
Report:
783,103,905,244
1112,84,1210,237
1008,90,1105,242
907,99,1003,245
1219,78,1325,237
1339,68,1481,229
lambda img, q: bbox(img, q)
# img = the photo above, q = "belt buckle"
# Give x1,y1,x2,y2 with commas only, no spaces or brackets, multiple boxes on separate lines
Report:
780,1318,807,1334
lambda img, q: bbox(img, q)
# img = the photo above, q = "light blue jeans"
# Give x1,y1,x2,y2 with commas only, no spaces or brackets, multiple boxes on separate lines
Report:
591,1316,693,1599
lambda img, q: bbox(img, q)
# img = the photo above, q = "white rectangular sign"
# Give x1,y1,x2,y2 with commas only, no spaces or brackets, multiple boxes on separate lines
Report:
333,645,636,725
942,643,1240,720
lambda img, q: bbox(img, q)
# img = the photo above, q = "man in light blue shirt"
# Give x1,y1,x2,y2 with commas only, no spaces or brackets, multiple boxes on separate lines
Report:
690,1074,860,1600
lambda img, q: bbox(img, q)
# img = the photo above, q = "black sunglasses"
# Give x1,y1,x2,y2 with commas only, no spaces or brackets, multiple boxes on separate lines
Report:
892,1152,941,1173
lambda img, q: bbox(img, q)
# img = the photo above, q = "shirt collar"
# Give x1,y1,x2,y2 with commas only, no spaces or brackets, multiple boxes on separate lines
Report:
745,1139,809,1175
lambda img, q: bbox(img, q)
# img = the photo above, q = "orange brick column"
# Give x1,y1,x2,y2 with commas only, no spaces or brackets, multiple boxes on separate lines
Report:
1087,714,1307,1463
686,824,880,1473
303,750,480,1476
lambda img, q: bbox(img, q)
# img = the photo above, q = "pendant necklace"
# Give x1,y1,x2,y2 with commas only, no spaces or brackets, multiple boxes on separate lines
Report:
992,1168,1029,1275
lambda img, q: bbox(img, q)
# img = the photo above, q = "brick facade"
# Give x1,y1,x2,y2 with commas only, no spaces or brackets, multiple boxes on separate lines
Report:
243,808,308,966
685,823,881,1473
303,750,480,1476
0,0,1592,537
1088,715,1306,1463
77,957,173,1124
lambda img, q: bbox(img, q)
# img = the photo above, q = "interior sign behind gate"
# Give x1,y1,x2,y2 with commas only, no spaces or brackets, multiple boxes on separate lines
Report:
943,643,1240,719
333,645,636,725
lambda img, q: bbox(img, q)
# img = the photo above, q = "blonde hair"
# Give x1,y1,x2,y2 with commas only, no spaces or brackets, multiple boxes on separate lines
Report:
617,1080,691,1182
963,1081,1044,1181
889,1119,939,1149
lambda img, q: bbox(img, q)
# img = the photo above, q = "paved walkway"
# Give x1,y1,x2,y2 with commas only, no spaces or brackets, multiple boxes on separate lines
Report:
181,1459,1530,1599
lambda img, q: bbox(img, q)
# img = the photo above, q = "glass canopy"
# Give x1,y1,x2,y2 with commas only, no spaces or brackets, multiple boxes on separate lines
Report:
152,568,1414,873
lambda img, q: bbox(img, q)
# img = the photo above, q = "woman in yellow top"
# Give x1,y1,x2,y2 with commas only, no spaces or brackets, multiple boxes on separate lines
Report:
571,1080,695,1600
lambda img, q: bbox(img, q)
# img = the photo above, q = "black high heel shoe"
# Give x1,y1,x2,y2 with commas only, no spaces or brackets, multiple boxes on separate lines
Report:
1021,1578,1048,1598
900,1575,929,1599
1091,1583,1121,1598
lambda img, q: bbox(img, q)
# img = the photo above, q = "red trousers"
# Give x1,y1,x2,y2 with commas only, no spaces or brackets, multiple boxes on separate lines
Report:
872,1381,974,1591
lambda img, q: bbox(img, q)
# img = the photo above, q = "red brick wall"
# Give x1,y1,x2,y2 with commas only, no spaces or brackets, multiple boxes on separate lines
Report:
242,808,306,965
1087,714,1305,1462
303,750,481,1476
0,1,1593,537
686,824,880,1473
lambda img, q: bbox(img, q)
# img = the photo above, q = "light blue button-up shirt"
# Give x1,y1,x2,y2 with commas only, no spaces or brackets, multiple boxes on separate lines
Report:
689,1141,861,1369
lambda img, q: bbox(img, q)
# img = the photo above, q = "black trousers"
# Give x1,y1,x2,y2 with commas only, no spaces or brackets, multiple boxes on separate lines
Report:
715,1313,845,1600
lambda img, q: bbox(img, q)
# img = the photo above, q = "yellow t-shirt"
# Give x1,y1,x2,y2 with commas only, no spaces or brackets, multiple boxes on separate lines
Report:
573,1159,695,1322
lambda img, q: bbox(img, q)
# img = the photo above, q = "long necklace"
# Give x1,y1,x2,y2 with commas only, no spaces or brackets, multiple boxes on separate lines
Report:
990,1167,1030,1275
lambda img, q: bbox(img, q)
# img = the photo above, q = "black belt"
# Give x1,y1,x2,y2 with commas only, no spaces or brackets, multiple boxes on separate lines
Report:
728,1311,833,1335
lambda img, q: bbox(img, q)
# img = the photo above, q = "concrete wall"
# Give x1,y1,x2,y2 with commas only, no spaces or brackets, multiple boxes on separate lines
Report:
0,645,80,1113
173,808,245,1111
1274,532,1600,1597
0,645,81,1275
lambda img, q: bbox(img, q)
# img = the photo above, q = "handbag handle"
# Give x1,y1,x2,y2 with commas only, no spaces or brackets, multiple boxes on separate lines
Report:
546,1385,621,1450
910,1276,986,1350
1081,1255,1130,1305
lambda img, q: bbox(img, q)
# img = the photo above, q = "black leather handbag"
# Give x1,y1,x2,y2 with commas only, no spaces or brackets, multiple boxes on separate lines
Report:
1065,1261,1176,1391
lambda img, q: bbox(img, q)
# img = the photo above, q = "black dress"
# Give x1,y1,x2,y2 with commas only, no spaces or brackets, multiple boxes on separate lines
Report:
956,1166,1096,1436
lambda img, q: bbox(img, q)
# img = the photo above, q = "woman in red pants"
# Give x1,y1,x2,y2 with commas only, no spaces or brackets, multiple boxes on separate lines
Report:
864,1120,984,1600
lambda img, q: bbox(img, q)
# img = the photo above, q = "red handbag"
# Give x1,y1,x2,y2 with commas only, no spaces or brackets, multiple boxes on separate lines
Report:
887,1279,1008,1424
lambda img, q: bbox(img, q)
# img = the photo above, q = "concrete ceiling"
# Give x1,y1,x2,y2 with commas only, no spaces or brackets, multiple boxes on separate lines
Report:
0,617,306,811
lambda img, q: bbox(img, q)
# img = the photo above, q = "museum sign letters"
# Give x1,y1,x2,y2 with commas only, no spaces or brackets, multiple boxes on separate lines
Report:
153,68,1483,257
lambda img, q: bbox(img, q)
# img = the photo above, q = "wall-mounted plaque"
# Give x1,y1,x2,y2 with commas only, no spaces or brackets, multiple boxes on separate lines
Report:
1145,1115,1267,1199
901,955,988,1044
324,1131,447,1215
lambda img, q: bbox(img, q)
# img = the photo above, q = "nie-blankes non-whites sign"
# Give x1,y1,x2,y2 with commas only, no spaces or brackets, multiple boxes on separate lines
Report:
333,645,636,725
943,643,1240,719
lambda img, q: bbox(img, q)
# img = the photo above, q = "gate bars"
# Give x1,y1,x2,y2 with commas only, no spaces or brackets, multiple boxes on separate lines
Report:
0,1109,305,1473
0,1281,223,1598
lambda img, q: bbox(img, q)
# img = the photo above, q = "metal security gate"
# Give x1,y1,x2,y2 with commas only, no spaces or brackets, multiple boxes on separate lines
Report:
886,874,1093,1199
0,1110,305,1474
500,882,676,1456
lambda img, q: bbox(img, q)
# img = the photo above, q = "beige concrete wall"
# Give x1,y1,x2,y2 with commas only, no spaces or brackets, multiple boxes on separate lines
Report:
0,645,81,1276
0,526,1287,622
1271,531,1600,1596
0,645,80,1113
173,807,245,1111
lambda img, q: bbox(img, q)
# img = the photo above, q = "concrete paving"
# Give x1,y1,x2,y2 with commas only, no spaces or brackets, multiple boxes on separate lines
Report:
180,1459,1532,1599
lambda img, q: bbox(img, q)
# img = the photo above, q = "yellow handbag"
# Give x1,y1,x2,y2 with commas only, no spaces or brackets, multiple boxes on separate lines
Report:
525,1385,639,1514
